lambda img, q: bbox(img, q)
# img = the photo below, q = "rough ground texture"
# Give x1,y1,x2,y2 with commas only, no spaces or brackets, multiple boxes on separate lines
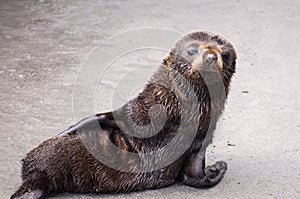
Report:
1,0,299,198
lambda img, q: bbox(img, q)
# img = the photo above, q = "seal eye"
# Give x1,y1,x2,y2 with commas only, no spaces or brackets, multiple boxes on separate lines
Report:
187,47,198,56
221,53,230,63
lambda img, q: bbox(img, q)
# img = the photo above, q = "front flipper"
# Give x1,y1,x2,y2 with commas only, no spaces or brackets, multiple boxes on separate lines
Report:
180,149,227,188
58,108,127,136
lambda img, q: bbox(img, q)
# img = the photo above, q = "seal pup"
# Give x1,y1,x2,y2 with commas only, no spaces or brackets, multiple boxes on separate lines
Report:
11,31,237,199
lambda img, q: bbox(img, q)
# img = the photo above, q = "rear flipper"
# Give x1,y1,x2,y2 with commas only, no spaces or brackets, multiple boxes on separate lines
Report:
11,172,52,199
10,190,43,199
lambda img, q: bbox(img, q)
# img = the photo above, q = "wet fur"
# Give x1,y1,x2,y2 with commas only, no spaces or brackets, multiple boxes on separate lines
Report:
11,31,237,199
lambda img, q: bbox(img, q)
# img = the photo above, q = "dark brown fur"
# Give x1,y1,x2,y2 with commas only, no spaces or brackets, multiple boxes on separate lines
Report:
11,31,237,199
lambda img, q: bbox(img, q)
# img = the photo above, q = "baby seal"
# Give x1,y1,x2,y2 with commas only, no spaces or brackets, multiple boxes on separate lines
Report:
11,31,237,199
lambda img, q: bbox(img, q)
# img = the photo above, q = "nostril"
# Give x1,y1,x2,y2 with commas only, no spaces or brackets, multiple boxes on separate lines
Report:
205,53,217,65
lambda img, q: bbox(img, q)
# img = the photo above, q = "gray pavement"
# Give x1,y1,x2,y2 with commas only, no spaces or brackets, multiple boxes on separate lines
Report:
0,0,299,198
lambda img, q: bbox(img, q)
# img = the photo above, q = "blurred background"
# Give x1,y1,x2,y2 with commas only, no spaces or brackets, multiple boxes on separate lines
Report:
0,0,299,198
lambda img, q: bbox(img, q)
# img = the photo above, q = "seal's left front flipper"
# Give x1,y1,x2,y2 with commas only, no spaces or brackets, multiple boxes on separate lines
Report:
180,150,227,188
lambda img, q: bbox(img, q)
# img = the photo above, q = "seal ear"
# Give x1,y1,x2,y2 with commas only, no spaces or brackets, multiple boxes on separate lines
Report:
163,51,176,69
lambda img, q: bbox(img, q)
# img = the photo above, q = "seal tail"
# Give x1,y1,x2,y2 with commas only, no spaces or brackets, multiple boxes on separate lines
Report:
11,172,52,199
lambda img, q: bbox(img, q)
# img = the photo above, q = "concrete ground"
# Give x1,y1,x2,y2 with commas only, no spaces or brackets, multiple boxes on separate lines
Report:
1,0,299,198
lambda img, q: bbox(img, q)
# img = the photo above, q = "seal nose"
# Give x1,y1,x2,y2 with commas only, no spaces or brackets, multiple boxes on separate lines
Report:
205,53,217,66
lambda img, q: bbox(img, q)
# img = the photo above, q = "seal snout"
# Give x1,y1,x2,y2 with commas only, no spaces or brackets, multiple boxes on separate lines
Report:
203,51,218,70
191,47,222,73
